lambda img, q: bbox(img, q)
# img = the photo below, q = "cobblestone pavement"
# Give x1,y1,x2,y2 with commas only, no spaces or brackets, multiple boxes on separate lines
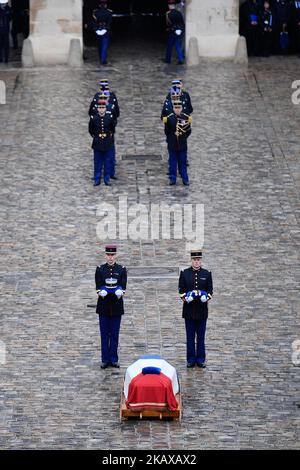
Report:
0,39,299,449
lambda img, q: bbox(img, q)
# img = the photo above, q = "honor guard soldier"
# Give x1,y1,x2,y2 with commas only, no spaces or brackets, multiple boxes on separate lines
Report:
165,0,185,64
163,99,192,186
260,1,273,56
93,0,113,64
89,98,115,186
88,79,120,179
179,250,213,368
240,0,260,56
89,79,120,119
0,0,11,64
161,78,193,119
95,245,127,369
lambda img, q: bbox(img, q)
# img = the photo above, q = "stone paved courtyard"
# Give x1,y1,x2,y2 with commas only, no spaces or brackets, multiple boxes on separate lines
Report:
0,39,299,449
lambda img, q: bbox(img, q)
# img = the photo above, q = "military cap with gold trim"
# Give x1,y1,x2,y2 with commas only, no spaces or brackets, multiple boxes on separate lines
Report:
105,245,117,254
190,249,203,258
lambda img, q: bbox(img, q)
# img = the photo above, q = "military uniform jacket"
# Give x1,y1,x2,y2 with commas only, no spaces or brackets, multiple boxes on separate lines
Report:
166,9,185,35
259,9,273,29
89,111,116,151
164,112,192,151
93,7,113,32
88,91,119,119
179,267,213,320
161,90,193,119
95,263,127,316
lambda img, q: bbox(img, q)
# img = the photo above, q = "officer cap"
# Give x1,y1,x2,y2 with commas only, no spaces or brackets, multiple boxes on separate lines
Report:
190,250,203,259
97,99,107,107
170,86,181,97
105,245,117,254
0,0,8,3
105,277,118,287
172,79,182,86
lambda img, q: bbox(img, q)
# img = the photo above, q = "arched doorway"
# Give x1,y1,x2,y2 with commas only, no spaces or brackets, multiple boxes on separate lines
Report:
82,0,185,63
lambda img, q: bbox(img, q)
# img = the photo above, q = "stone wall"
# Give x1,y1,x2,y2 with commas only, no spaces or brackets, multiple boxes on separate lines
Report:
186,0,240,58
29,0,82,65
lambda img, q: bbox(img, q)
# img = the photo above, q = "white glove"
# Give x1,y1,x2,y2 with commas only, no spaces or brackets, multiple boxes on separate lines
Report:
99,289,107,298
186,295,193,303
200,294,208,303
175,29,182,36
96,29,107,36
115,289,123,299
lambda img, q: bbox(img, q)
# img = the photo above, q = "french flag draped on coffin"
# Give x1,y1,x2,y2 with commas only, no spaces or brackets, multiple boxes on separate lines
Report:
124,356,180,411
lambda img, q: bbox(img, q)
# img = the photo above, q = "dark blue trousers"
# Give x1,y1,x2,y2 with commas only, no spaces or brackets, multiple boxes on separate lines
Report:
97,34,109,64
168,148,189,184
185,318,207,364
0,32,9,62
165,34,184,63
93,148,112,184
99,315,122,364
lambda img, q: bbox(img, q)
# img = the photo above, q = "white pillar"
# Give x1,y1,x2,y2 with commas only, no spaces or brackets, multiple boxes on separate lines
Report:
185,0,239,58
28,0,82,65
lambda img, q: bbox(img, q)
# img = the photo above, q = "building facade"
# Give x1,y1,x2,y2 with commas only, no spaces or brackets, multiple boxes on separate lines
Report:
25,0,241,65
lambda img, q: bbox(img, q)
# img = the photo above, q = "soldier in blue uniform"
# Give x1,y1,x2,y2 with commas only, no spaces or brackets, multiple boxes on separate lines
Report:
95,245,127,369
163,99,192,186
165,0,185,64
0,0,11,64
89,98,115,186
260,1,273,56
162,78,193,119
89,79,120,118
93,0,113,65
89,79,119,179
240,0,261,56
179,250,213,368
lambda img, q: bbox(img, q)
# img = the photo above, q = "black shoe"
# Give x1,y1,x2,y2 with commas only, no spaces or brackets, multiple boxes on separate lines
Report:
169,181,176,185
187,362,195,368
162,58,170,64
104,181,111,186
111,362,120,368
182,180,189,186
110,176,118,180
101,61,107,65
197,362,206,369
93,180,100,186
101,362,110,369
177,61,184,65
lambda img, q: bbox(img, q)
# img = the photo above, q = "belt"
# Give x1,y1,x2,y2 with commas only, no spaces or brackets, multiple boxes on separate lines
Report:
99,133,109,138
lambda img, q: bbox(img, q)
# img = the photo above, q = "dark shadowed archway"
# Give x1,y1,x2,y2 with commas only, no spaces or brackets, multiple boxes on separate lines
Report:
82,0,184,62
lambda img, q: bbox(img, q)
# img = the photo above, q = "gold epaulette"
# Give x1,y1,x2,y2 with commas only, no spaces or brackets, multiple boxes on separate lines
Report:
188,116,193,124
163,113,173,124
